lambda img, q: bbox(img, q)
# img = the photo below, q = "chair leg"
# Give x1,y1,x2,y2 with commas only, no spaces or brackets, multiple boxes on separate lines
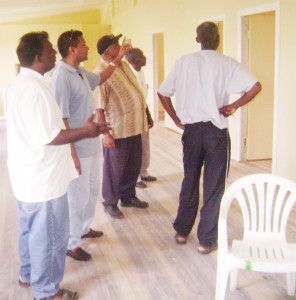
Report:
215,266,230,300
286,272,295,296
230,269,239,291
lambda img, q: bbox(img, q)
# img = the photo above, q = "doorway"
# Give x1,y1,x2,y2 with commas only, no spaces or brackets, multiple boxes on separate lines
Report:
152,32,164,121
242,12,275,161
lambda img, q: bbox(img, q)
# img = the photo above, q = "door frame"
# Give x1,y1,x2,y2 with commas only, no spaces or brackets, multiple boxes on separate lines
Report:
152,30,164,122
238,3,280,172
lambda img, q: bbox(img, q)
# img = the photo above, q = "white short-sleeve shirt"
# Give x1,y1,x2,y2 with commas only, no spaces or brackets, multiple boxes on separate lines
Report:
6,68,77,203
158,50,258,129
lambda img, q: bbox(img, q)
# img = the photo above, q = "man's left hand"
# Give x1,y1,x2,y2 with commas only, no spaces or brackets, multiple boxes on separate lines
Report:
219,104,237,117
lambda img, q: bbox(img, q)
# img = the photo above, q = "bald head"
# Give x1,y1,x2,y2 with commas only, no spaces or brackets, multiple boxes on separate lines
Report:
196,22,220,50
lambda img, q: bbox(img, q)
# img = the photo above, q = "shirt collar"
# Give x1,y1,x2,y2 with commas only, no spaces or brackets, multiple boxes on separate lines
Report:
20,67,48,83
59,60,84,74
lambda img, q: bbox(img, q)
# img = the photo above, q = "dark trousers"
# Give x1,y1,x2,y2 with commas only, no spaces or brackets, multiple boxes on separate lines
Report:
102,134,142,206
173,122,230,245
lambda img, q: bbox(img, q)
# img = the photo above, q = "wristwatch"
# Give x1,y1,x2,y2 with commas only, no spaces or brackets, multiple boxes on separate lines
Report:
109,61,117,68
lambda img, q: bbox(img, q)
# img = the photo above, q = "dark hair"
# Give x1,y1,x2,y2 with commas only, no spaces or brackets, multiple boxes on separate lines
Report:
57,30,83,58
125,48,144,64
16,31,49,67
196,22,219,49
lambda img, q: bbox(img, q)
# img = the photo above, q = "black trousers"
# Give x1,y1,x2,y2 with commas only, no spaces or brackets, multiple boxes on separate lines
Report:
173,122,230,245
102,134,142,206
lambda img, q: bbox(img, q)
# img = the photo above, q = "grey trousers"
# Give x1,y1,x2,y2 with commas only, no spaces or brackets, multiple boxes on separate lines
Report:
139,131,150,178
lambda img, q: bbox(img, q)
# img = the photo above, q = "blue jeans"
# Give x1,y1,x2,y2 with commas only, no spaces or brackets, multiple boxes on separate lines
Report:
17,194,69,300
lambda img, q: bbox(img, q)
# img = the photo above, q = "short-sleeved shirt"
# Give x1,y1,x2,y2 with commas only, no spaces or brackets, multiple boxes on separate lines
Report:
6,68,77,203
50,60,101,157
93,60,148,139
158,50,258,129
130,67,148,100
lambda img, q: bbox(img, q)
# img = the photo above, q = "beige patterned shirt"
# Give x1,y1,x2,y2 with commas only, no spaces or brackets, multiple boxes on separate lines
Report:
93,60,148,139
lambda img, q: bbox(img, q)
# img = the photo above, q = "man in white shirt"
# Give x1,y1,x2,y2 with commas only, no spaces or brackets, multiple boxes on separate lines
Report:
158,22,261,254
125,48,157,188
6,31,106,300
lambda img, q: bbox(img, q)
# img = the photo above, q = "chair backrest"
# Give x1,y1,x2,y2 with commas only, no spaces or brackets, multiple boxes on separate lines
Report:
219,173,296,244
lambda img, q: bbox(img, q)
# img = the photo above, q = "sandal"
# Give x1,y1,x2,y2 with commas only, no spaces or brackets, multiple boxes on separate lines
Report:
50,288,79,300
174,233,187,245
197,242,218,255
18,279,30,288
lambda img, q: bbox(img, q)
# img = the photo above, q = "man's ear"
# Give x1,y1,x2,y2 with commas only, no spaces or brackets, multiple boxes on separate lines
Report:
35,54,42,64
196,36,201,44
69,46,76,55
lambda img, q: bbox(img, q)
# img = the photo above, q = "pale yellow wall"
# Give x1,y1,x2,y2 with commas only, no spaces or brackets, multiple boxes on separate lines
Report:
0,10,111,117
1,0,296,181
6,10,102,24
82,24,111,70
109,0,296,181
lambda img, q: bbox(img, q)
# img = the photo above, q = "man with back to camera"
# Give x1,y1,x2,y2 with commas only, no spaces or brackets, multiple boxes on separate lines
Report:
158,22,261,254
6,31,107,300
93,34,149,219
50,30,130,261
125,48,157,189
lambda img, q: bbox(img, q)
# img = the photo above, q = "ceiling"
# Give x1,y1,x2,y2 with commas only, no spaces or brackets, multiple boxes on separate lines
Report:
0,0,110,22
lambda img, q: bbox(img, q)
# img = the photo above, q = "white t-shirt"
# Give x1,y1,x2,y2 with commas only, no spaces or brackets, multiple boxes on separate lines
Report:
6,68,77,203
130,68,148,100
158,50,258,129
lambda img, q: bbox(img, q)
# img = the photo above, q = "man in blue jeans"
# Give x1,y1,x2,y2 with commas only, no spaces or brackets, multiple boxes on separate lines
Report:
6,31,107,300
158,22,261,254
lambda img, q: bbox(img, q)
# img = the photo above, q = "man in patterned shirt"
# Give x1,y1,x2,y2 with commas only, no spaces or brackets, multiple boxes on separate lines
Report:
94,34,149,218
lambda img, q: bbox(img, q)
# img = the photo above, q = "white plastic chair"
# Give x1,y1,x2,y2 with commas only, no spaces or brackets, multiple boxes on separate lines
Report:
215,173,296,299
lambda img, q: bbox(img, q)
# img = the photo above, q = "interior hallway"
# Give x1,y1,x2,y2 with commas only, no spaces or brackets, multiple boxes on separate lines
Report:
1,119,293,300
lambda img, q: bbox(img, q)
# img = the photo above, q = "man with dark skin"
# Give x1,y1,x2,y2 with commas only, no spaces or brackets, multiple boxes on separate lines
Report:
125,48,157,188
158,22,261,254
6,31,107,300
94,34,149,219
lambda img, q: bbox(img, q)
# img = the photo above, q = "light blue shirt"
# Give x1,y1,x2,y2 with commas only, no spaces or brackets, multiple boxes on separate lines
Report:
50,60,101,157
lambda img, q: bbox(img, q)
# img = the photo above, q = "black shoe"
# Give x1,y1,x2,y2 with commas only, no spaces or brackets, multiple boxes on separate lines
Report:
136,181,147,188
141,175,157,182
121,196,149,208
104,204,124,218
67,247,92,261
81,228,104,239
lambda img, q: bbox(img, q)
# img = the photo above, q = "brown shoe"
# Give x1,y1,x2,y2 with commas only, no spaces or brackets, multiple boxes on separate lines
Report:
136,181,147,188
197,242,218,255
104,204,124,218
66,247,91,261
121,196,148,208
141,175,157,182
81,228,103,239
